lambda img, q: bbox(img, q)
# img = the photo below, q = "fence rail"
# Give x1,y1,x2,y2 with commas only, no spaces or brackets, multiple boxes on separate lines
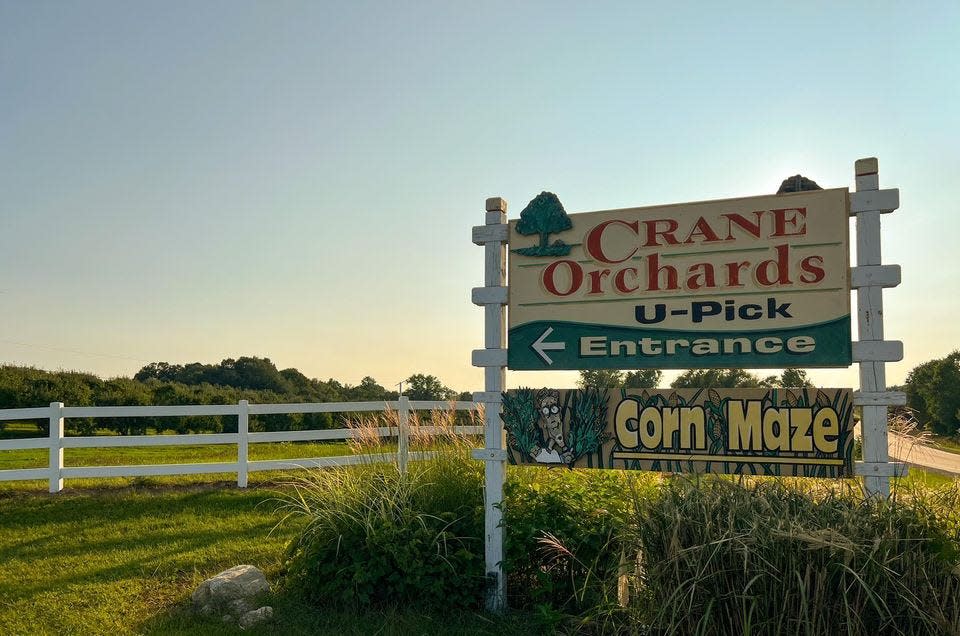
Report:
0,398,482,492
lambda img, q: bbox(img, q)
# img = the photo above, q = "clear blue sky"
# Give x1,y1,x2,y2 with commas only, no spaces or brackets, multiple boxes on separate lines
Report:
1,2,957,392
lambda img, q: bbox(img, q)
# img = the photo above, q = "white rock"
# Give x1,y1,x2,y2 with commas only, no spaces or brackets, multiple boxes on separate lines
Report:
192,565,270,609
239,606,273,630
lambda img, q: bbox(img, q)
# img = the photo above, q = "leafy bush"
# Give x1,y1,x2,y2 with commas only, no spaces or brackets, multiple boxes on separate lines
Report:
503,467,656,613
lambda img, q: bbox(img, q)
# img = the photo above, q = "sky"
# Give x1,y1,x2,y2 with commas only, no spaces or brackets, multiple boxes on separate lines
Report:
1,2,958,394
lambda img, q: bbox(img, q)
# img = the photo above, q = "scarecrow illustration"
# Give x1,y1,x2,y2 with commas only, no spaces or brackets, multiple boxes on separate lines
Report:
501,387,609,467
530,389,573,464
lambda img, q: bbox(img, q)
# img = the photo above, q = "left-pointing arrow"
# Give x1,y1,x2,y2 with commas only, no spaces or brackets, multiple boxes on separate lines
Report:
532,327,565,365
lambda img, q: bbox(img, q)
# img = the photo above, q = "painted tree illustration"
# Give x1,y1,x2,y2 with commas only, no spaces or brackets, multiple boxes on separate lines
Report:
513,191,572,256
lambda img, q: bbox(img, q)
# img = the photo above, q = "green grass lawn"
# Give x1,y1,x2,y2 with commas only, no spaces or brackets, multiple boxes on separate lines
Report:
0,484,538,635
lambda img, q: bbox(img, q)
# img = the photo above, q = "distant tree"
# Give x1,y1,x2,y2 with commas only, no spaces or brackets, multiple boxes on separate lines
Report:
905,352,960,435
513,191,573,256
404,374,456,401
623,369,662,389
219,357,293,393
576,368,663,389
578,369,624,389
759,375,778,388
279,368,316,396
780,368,814,388
134,362,183,383
134,356,293,394
345,376,397,401
670,369,765,389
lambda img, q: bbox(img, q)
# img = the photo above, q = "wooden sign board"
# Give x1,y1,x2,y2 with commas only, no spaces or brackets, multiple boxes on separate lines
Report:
502,387,854,477
507,189,852,370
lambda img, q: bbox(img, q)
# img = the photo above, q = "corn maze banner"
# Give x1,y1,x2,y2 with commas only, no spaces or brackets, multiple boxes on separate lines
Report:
502,387,854,477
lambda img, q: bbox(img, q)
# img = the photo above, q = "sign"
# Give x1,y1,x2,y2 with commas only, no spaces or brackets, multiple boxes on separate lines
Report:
507,189,852,369
501,387,854,477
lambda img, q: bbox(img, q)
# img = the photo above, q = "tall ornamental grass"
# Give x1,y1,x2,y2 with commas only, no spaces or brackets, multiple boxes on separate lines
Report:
628,477,960,635
277,408,486,609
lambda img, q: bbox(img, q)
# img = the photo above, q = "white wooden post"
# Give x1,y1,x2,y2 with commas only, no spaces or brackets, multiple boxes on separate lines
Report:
852,157,902,497
237,400,249,488
398,395,410,475
471,196,509,612
48,402,64,493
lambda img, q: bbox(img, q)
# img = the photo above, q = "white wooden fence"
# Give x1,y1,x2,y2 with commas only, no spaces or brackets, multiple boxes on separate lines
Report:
0,398,482,493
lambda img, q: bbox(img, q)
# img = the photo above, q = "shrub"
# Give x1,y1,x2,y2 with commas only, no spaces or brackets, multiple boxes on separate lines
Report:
503,467,648,612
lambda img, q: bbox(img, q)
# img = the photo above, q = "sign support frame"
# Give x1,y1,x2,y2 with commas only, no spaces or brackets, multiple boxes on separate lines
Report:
471,197,509,612
470,159,905,613
851,157,903,497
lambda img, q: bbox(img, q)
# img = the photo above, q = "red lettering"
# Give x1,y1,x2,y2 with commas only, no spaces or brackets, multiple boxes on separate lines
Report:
725,261,750,287
799,255,825,283
683,217,723,244
542,260,583,296
756,244,792,285
771,207,807,237
585,219,639,263
721,211,764,240
686,262,716,290
614,267,640,293
642,219,680,247
645,253,679,291
587,269,611,294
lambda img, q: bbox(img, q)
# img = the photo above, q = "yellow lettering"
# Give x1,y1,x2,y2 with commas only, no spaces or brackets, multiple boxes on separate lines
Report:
762,407,791,451
813,408,839,453
614,399,639,449
639,406,662,448
727,400,762,450
661,407,679,447
680,407,706,450
790,409,813,452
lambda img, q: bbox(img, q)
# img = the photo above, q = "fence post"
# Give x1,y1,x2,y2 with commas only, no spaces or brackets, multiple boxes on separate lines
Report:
398,396,410,475
48,402,64,493
237,400,249,488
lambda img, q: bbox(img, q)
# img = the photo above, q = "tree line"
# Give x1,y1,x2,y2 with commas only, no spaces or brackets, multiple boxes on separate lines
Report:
577,367,813,390
3,351,959,437
0,357,464,436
